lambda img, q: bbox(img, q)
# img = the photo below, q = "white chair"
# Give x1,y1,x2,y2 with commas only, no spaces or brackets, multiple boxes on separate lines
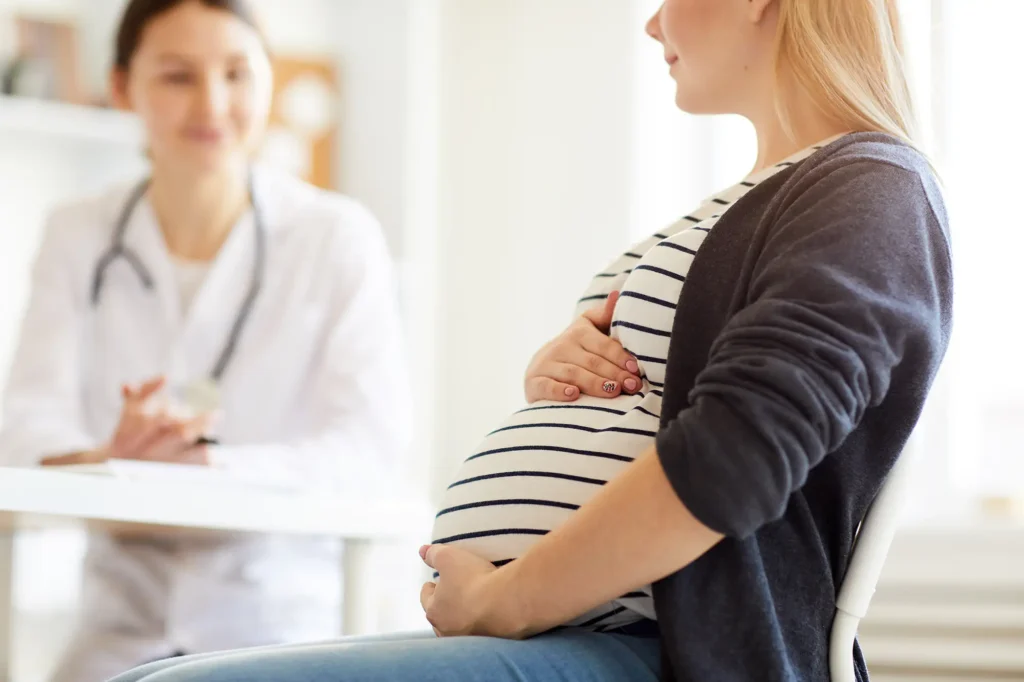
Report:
829,450,917,682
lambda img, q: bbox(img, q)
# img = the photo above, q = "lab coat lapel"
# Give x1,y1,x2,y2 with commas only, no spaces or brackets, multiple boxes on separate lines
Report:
176,212,257,387
122,196,182,335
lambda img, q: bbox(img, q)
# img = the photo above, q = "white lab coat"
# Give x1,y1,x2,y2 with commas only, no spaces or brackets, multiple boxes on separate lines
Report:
0,166,413,682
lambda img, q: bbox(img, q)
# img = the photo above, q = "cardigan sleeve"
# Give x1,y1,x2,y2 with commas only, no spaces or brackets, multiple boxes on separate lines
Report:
655,159,953,538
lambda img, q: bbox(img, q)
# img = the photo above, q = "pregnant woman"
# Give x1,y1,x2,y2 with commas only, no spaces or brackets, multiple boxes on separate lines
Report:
113,0,953,680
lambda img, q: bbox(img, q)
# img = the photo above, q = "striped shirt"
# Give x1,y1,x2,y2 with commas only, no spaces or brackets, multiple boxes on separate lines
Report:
431,140,834,631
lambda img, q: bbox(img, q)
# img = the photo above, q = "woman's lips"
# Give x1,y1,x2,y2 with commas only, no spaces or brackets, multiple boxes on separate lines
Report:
185,129,226,144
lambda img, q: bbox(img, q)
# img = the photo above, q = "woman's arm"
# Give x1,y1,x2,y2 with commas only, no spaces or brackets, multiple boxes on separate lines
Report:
422,445,720,638
0,210,99,466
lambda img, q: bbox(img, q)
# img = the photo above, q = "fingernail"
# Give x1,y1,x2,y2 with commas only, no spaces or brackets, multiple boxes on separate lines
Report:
624,378,638,392
419,545,430,560
564,386,577,397
602,381,617,393
626,359,639,374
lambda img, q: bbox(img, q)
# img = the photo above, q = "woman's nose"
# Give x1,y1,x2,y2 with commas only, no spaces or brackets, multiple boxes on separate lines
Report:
645,6,664,42
199,76,231,118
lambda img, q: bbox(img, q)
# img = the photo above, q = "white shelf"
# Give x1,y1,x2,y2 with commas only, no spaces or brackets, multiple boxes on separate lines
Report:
0,94,142,146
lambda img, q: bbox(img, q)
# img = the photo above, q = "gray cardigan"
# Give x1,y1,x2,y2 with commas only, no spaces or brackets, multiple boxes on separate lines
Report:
653,132,953,681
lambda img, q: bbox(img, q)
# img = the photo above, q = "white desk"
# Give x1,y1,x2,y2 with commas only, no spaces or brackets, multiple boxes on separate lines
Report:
0,466,432,682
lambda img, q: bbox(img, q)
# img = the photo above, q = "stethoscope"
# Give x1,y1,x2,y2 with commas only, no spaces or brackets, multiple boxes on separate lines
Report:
90,171,266,411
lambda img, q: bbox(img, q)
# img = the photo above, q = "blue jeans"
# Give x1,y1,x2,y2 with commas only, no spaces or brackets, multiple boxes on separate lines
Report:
107,629,661,682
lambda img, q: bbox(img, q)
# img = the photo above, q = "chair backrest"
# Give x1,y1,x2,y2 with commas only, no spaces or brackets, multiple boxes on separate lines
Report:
829,449,917,682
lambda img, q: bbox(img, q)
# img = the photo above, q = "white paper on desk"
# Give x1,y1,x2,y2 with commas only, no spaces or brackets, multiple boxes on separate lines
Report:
53,459,302,493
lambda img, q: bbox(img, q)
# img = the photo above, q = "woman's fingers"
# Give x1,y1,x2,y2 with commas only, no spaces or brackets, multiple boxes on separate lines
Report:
173,446,210,466
573,322,639,377
115,382,168,450
135,426,190,462
123,376,166,403
420,581,436,612
181,413,215,442
576,349,640,393
547,363,626,398
118,414,177,459
523,291,647,402
581,291,620,333
523,333,643,402
558,326,641,394
115,411,212,461
524,376,580,403
110,377,220,463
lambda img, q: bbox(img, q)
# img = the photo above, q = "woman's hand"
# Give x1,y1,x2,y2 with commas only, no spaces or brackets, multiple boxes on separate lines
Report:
40,403,210,466
524,291,641,403
41,376,214,466
419,544,531,639
40,377,214,467
107,377,214,465
39,377,185,467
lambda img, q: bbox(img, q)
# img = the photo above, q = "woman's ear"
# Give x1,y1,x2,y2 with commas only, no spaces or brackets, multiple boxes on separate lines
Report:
748,0,777,24
109,68,131,111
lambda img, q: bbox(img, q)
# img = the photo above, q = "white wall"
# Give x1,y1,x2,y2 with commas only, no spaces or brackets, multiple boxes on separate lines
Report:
255,0,418,260
427,0,645,491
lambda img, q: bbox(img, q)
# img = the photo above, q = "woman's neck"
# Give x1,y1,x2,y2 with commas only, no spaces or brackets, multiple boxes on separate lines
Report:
749,79,851,174
148,164,250,262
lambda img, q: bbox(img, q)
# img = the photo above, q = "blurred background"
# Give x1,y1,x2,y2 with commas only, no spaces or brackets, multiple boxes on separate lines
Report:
0,0,1021,680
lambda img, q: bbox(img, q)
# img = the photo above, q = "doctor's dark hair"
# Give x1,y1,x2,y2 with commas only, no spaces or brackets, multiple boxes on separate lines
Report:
113,0,268,71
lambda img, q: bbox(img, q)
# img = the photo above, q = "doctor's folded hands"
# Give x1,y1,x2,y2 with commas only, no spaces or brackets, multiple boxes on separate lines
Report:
39,376,217,467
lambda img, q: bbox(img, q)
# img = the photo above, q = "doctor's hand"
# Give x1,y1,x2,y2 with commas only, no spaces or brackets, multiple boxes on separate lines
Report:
105,377,214,465
419,544,531,639
524,291,641,403
38,377,191,467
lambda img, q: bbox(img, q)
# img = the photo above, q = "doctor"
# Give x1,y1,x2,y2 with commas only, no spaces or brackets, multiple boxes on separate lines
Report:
0,0,411,680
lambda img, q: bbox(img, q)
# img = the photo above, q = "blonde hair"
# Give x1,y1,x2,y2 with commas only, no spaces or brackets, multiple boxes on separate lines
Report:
774,0,918,147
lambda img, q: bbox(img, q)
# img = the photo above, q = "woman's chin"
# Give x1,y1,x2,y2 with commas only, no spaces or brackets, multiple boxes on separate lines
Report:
672,83,727,116
173,147,249,176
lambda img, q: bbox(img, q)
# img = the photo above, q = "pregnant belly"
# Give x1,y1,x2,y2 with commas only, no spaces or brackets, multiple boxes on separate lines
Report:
431,396,661,629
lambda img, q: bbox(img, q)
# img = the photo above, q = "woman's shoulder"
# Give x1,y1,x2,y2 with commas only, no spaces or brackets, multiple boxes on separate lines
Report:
815,130,930,169
771,131,950,248
254,166,393,265
793,132,945,219
254,165,381,235
253,163,389,246
42,181,143,245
